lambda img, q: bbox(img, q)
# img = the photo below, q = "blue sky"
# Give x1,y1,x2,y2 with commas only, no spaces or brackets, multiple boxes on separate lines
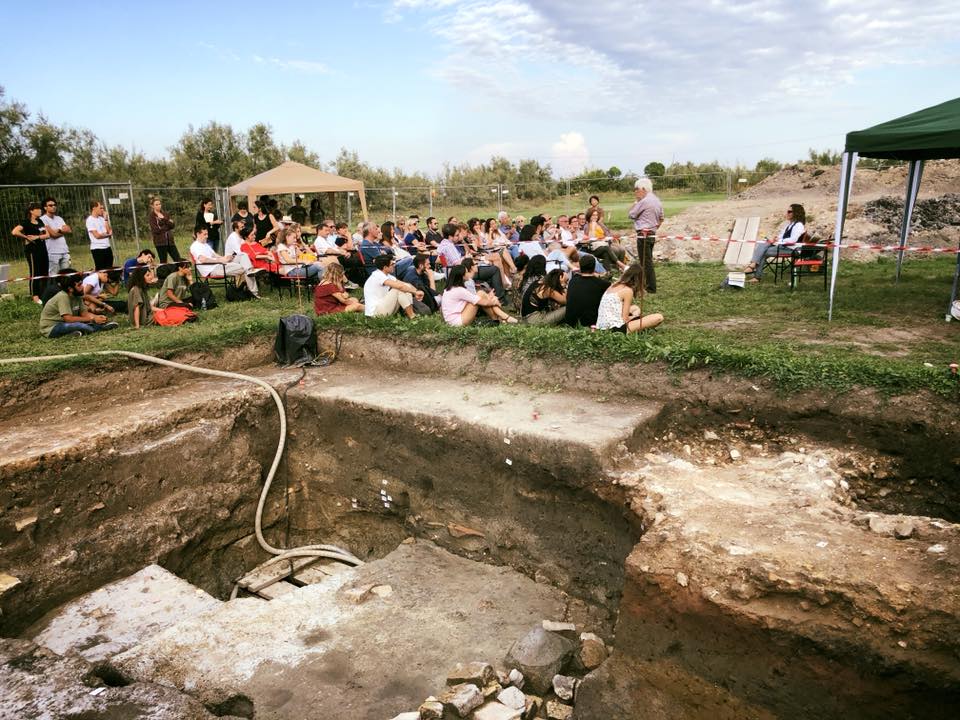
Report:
2,0,958,177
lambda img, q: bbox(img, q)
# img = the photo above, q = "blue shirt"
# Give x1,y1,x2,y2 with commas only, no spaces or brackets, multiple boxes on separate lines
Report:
359,239,386,268
122,257,140,284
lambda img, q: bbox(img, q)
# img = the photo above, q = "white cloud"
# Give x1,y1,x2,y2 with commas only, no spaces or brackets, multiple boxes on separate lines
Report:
253,55,330,75
551,132,590,177
393,0,960,118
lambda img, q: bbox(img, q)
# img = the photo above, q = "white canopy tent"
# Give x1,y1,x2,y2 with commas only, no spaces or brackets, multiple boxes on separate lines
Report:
829,97,960,321
228,161,368,223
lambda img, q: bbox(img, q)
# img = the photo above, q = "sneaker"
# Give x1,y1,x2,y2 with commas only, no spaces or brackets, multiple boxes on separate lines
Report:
71,330,84,338
433,271,445,281
344,280,360,290
102,321,119,330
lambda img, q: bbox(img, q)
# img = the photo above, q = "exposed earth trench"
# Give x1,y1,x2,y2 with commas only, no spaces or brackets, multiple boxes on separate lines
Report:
0,335,958,719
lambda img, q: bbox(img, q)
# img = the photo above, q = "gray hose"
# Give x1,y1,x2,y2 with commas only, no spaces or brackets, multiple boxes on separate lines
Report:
0,350,363,578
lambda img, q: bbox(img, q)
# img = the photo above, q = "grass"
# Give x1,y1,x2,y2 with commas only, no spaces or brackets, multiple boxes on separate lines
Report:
1,256,957,398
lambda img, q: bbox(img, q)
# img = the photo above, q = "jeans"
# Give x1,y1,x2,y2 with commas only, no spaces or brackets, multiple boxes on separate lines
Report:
474,264,507,302
751,243,794,279
285,264,322,280
49,321,108,338
48,252,72,276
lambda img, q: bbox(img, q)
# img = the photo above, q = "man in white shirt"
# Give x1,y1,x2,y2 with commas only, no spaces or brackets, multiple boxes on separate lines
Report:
86,201,114,270
40,197,72,274
557,215,574,246
363,254,422,318
190,228,261,297
223,220,258,275
313,222,345,258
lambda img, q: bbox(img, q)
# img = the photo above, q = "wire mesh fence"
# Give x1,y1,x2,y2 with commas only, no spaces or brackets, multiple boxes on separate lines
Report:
0,171,781,284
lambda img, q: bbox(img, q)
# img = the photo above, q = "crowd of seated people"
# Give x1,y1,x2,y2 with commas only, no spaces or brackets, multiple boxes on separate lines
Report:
18,189,664,338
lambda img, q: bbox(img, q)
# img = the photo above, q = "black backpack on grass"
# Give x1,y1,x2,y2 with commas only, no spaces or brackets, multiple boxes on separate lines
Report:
189,281,218,310
225,280,255,302
274,314,318,367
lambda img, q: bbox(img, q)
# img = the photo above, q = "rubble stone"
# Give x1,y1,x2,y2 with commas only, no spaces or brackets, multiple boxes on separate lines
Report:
505,626,574,694
552,674,579,702
578,632,608,670
507,668,525,689
546,699,574,720
482,682,502,699
497,686,527,710
523,695,543,719
389,713,419,720
541,620,577,640
438,683,483,717
418,698,444,719
446,661,496,687
472,701,523,720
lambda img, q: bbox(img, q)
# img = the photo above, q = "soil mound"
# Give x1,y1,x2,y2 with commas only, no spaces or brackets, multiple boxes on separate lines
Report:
864,193,960,232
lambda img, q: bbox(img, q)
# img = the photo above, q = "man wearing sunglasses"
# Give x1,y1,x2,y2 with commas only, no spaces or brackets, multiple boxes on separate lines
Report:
40,197,73,275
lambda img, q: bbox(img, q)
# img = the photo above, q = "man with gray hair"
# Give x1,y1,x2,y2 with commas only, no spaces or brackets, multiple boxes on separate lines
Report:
628,177,664,293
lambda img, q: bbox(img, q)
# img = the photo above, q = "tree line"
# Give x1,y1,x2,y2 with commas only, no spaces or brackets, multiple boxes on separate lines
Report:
2,85,873,196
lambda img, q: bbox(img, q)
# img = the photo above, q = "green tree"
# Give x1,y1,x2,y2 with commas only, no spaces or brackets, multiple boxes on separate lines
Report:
806,148,842,165
643,161,665,177
754,157,782,173
170,122,247,186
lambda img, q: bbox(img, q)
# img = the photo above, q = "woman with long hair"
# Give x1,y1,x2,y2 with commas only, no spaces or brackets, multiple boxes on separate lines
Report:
480,217,518,288
595,263,664,333
313,262,364,316
12,201,49,303
275,226,323,281
194,197,223,253
126,265,156,329
148,197,181,264
238,224,277,273
583,207,625,272
745,203,807,282
254,199,280,246
441,264,516,326
521,268,567,325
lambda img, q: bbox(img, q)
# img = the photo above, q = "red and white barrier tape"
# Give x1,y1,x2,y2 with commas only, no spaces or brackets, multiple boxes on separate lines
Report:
625,231,960,255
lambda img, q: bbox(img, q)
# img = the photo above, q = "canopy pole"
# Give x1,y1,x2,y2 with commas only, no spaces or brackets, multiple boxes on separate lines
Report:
828,152,857,321
948,239,960,321
896,160,925,283
358,183,369,222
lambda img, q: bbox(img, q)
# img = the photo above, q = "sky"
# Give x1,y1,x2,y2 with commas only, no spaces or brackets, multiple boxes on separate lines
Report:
1,0,958,178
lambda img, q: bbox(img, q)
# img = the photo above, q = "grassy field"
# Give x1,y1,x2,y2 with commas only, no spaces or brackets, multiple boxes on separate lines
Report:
2,255,957,397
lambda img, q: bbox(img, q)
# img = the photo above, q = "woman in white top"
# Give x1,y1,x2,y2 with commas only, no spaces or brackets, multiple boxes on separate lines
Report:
745,204,806,282
595,263,664,333
275,228,323,280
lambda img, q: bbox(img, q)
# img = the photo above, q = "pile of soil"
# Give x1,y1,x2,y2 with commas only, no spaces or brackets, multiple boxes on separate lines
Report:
863,193,960,232
657,160,960,262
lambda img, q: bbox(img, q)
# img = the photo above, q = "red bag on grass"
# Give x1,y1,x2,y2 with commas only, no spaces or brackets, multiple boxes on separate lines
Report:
153,306,197,326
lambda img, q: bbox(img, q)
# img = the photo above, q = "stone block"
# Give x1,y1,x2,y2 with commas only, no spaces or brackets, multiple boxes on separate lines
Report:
497,685,526,710
552,674,578,702
438,683,483,717
446,661,495,687
546,699,573,720
505,626,574,695
472,701,523,720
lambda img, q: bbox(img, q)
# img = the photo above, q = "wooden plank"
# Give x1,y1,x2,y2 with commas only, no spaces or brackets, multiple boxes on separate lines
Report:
237,556,319,593
291,560,354,587
255,580,300,600
724,216,761,267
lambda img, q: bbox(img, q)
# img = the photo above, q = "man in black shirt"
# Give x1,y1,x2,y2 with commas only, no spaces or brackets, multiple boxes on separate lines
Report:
397,253,438,314
424,216,442,248
564,254,609,327
289,196,308,225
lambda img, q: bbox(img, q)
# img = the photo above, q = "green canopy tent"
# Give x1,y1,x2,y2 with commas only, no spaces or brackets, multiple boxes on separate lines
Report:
829,97,960,320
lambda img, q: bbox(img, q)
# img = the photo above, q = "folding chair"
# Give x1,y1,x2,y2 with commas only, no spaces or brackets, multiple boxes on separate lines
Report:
787,235,829,290
190,252,232,294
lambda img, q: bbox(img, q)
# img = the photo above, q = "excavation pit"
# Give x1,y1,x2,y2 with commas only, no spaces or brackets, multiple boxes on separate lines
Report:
1,340,958,719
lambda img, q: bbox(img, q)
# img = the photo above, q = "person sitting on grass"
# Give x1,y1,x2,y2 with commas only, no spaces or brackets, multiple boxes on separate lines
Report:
363,254,422,319
440,264,517,326
82,269,126,315
313,262,365,316
595,263,664,333
744,204,806,282
397,253,439,315
564,254,609,327
520,268,568,325
158,260,194,308
39,274,119,338
127,265,157,329
123,248,155,285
